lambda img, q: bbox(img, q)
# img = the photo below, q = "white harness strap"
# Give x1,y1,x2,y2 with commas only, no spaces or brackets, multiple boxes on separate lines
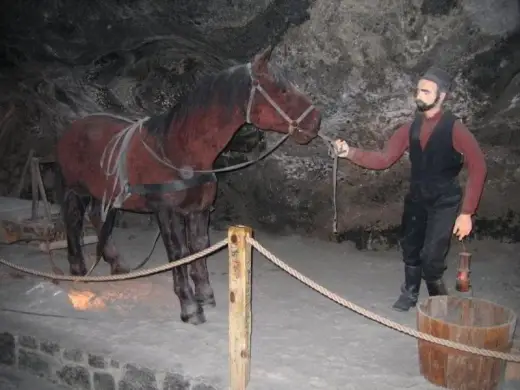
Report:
99,117,150,221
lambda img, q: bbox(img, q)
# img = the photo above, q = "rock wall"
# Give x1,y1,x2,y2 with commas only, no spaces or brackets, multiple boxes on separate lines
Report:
1,0,520,248
0,332,217,389
214,0,520,245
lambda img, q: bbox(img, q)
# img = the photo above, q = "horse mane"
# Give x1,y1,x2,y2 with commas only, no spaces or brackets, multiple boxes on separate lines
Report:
146,64,251,137
145,62,294,138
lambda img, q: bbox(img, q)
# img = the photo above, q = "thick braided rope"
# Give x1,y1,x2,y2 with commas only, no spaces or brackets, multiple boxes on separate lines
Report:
0,239,228,282
247,237,520,363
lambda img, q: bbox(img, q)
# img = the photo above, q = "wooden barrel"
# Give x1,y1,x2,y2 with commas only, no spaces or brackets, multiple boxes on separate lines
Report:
505,339,520,382
416,296,517,390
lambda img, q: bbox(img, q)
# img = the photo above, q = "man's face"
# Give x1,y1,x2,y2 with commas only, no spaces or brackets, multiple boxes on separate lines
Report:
415,79,445,112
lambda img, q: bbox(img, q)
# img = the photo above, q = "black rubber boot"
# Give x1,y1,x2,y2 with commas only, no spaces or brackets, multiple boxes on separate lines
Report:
426,278,448,296
392,265,422,312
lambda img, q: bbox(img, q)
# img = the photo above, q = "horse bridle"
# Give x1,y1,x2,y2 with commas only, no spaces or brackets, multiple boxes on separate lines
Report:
245,62,316,137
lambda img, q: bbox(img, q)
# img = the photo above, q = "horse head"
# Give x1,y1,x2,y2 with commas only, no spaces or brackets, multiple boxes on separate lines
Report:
245,46,321,145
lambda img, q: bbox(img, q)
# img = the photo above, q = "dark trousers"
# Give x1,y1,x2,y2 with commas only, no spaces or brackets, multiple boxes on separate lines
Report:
400,181,461,282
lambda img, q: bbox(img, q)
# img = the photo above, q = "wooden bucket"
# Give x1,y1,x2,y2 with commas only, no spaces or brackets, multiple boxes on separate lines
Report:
417,296,517,390
505,339,520,382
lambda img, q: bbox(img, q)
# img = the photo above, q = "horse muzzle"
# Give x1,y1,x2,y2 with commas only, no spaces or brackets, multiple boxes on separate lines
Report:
291,109,322,145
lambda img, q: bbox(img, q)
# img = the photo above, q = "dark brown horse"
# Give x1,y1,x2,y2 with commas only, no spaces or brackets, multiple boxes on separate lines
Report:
55,46,321,325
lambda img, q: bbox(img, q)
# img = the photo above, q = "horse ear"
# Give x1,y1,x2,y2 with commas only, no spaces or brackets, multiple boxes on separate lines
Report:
251,45,273,73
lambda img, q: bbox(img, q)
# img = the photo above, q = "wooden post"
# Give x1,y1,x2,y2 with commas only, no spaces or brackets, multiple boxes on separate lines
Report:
14,149,34,197
34,158,53,223
228,225,253,390
30,157,39,220
29,156,53,223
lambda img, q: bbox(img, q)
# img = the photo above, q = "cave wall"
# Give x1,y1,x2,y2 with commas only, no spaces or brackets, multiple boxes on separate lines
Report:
1,0,520,247
215,0,520,244
0,0,310,195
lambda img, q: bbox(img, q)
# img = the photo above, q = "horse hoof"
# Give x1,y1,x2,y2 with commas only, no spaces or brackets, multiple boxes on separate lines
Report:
181,306,206,325
196,286,216,307
70,265,87,276
110,265,130,275
329,232,342,243
198,295,216,308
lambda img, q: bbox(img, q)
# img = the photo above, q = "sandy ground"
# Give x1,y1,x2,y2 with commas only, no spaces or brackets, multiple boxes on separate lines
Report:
0,225,519,389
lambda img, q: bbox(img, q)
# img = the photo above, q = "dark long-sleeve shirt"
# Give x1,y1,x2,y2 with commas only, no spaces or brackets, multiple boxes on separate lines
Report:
347,111,487,215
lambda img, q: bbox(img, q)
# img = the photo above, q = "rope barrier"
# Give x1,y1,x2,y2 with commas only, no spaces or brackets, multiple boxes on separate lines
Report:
246,236,520,363
0,239,227,282
1,232,519,362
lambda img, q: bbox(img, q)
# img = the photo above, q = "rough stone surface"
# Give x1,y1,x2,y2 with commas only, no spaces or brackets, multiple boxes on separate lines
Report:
88,354,106,369
0,333,15,365
118,364,158,390
219,0,520,244
57,365,91,389
0,226,518,389
40,341,60,356
163,373,190,390
190,384,217,390
0,365,68,390
93,372,116,390
63,348,84,363
0,323,215,390
0,0,519,247
18,335,37,350
18,348,51,377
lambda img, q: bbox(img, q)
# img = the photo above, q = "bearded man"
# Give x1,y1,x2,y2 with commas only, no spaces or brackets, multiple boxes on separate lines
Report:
334,67,487,312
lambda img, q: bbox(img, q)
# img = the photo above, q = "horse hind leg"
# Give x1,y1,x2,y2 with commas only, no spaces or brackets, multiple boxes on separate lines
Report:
88,199,130,275
187,210,215,307
62,188,90,276
156,207,205,325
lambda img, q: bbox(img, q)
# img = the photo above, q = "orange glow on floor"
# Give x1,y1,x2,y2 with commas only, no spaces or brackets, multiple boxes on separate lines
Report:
67,289,106,311
65,278,175,314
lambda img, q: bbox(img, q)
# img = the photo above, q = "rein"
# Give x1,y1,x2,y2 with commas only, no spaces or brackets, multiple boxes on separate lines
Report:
317,132,339,237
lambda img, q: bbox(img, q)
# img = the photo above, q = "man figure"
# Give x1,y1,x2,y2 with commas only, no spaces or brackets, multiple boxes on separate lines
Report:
334,67,487,312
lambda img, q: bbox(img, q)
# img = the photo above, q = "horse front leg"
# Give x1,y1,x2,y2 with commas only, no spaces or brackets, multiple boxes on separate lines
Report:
156,207,205,325
87,199,130,275
186,209,215,307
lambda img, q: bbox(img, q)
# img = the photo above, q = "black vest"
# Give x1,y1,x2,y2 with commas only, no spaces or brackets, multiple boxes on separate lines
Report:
408,111,463,187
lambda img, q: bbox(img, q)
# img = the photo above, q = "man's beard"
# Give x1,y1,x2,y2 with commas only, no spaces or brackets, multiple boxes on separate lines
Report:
415,99,437,112
416,93,440,112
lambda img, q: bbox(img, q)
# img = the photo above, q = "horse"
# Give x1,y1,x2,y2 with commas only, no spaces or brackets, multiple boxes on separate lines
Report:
55,46,322,325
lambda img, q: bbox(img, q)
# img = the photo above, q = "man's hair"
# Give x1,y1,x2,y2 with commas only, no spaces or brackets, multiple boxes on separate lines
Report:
421,67,452,93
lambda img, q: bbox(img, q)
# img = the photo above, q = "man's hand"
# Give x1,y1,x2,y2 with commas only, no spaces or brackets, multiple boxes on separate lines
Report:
333,139,350,158
453,213,473,241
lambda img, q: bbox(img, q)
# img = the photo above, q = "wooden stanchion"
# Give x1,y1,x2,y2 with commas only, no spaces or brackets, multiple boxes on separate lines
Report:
228,225,253,390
